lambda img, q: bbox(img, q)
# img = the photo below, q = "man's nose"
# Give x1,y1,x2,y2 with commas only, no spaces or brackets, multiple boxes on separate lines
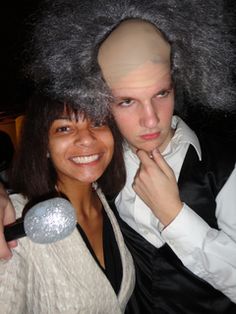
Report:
140,102,159,129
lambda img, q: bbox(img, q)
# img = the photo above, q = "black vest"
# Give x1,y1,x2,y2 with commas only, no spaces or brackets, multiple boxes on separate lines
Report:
110,134,236,314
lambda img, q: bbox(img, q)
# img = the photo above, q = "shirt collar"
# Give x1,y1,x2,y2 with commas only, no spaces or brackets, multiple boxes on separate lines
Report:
163,116,202,160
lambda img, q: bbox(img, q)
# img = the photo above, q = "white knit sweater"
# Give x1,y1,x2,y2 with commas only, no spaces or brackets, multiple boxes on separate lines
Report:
0,189,135,314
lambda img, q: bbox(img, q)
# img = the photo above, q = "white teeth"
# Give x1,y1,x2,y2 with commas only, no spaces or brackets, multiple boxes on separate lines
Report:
71,154,100,164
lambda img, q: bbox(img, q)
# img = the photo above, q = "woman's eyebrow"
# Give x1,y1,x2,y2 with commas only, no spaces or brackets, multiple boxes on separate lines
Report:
55,116,71,120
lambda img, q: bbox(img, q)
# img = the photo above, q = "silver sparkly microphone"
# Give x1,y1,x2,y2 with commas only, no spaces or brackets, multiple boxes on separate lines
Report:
4,198,77,244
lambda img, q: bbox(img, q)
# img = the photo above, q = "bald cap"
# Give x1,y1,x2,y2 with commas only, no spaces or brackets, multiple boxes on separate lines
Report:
97,19,171,88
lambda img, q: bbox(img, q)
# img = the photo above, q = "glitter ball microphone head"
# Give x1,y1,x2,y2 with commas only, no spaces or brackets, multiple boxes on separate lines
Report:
24,197,77,244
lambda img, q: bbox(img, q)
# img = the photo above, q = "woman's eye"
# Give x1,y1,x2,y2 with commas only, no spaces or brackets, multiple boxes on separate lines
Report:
91,120,107,128
56,126,71,133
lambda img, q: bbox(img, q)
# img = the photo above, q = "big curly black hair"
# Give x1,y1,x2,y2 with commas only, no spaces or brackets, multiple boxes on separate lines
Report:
26,0,236,119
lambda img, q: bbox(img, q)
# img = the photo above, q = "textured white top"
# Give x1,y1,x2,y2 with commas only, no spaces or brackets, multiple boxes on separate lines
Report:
0,189,135,314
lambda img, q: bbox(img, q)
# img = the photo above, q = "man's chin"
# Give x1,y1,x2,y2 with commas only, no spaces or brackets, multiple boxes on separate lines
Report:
130,143,159,154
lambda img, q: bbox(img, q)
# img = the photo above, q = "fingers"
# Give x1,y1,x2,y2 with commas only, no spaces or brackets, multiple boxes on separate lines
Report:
0,204,15,259
0,193,17,259
134,149,158,184
3,199,16,226
135,149,157,168
152,148,175,179
133,148,182,226
0,233,13,259
134,149,165,187
136,148,175,179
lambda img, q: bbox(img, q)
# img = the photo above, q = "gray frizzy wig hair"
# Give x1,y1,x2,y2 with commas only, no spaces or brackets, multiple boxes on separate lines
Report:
27,0,235,119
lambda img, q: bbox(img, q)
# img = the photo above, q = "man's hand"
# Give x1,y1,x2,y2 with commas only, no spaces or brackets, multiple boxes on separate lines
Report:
132,148,183,226
0,183,17,259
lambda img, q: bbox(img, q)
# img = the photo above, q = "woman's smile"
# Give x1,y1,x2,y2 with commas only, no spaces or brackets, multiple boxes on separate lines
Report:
70,153,102,165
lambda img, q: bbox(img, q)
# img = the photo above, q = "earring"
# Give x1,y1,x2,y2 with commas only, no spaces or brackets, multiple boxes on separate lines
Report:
46,151,50,158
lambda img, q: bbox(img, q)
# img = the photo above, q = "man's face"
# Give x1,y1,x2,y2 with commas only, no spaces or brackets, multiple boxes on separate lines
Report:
97,19,174,153
110,61,174,153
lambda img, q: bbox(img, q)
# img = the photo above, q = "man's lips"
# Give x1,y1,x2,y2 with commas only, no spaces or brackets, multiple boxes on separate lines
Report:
140,132,160,140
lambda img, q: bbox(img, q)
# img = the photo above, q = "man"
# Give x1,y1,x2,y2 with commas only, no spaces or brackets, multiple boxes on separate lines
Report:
97,18,236,313
96,17,236,312
0,0,236,313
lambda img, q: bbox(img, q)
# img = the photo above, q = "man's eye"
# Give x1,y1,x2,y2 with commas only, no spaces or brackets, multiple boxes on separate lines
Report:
118,99,133,107
156,90,171,98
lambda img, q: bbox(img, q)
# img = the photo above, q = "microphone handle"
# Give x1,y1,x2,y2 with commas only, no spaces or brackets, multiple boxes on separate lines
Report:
4,219,26,241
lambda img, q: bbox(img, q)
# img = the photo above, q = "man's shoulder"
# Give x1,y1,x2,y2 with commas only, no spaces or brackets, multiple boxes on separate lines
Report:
197,131,236,158
195,131,236,182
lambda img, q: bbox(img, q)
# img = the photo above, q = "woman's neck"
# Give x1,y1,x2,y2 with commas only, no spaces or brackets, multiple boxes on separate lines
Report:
56,180,101,221
57,179,105,268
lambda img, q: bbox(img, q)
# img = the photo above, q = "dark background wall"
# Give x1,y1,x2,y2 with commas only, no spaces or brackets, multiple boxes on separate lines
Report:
1,0,40,113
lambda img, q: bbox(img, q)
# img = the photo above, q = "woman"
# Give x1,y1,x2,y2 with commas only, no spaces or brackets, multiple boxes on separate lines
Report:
0,95,135,314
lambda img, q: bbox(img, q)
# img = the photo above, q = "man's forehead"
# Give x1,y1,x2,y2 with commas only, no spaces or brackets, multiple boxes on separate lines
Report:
97,19,171,88
110,61,171,91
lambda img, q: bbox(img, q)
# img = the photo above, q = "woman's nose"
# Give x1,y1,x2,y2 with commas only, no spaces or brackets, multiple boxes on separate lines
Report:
74,129,95,146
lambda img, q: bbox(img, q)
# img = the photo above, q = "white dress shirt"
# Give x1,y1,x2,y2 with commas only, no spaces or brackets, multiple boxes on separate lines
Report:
116,116,236,303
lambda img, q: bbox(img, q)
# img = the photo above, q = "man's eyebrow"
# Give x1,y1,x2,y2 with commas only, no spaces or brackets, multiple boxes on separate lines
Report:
114,85,173,100
114,96,132,100
112,97,134,104
155,83,173,92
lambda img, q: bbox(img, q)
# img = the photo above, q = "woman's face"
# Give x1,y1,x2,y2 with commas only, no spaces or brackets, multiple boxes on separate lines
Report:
48,113,114,187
